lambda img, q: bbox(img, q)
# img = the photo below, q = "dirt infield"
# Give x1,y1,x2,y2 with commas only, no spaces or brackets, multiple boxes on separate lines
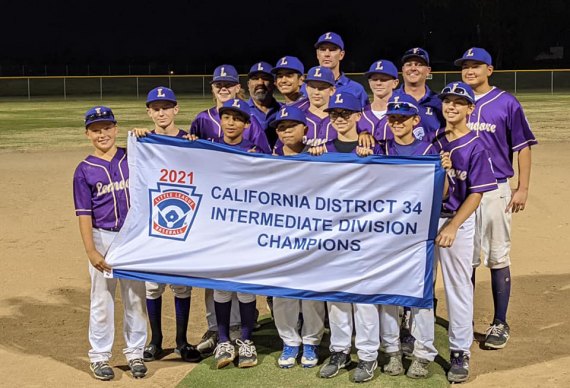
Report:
0,143,569,387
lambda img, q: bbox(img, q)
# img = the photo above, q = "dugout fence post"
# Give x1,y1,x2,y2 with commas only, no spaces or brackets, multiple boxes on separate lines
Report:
514,71,517,94
100,77,103,100
136,77,139,99
27,78,30,100
202,76,205,97
63,77,67,100
444,72,447,85
169,76,172,89
551,71,554,94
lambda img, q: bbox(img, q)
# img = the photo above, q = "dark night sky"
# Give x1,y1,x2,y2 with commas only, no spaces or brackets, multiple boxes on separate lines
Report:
2,0,569,75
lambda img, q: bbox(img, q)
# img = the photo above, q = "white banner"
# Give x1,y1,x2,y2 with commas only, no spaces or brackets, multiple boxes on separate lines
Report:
106,134,444,307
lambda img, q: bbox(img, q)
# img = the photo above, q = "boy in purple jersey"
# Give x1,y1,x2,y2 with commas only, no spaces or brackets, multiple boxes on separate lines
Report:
246,61,281,147
212,98,261,371
360,60,400,142
73,106,147,380
272,56,309,111
269,106,326,369
304,66,336,146
313,32,369,107
309,92,380,383
431,82,498,383
132,87,201,364
189,64,271,153
214,98,265,153
455,47,538,350
393,48,445,139
271,106,309,156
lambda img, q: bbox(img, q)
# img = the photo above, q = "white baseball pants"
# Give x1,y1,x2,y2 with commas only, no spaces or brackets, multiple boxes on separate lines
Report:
273,298,325,346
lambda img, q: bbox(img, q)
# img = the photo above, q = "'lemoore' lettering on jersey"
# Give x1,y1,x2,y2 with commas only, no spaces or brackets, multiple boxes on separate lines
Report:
97,179,129,197
467,121,497,134
447,168,468,181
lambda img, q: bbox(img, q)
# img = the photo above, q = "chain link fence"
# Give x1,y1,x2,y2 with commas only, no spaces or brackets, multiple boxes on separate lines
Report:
1,70,570,100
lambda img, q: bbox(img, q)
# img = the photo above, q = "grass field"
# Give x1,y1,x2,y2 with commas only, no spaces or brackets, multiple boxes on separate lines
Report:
177,315,451,388
0,93,569,151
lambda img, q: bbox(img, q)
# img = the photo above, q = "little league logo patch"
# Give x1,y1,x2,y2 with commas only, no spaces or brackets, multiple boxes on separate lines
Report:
149,183,202,241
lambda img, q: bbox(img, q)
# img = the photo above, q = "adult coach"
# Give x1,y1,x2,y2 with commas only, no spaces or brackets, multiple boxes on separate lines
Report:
394,47,445,138
455,47,537,349
247,61,281,147
313,32,369,107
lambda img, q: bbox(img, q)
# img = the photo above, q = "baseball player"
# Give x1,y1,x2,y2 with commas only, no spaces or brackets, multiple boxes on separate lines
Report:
73,106,147,380
431,82,499,383
304,66,336,146
358,94,443,379
454,47,538,349
272,56,309,111
394,47,445,139
212,98,263,369
131,87,201,363
309,91,380,383
268,106,325,368
359,59,400,142
247,61,281,147
312,32,369,107
190,64,271,153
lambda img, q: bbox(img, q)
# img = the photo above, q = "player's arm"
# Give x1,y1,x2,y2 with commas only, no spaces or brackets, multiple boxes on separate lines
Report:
507,146,531,213
435,192,482,248
132,128,151,137
440,151,451,198
78,215,112,272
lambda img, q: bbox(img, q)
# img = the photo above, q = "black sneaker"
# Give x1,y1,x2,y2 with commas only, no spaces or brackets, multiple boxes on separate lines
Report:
320,352,351,378
448,351,470,383
353,359,377,383
214,341,236,369
197,330,218,357
484,320,510,349
143,343,164,362
128,358,147,379
90,361,114,381
175,343,202,363
237,339,258,368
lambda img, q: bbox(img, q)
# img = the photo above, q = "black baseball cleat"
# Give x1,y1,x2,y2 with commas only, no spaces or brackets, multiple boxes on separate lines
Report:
176,343,202,362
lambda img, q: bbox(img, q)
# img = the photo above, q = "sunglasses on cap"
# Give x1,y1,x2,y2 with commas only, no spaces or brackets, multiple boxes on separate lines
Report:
85,110,114,123
441,85,471,96
329,110,356,120
387,102,417,112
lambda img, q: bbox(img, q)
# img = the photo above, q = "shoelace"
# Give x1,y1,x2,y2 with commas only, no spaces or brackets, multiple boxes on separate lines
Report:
236,340,255,357
487,324,505,337
93,361,111,369
451,355,464,367
330,352,346,365
282,346,298,358
357,360,375,374
130,359,144,367
217,342,234,354
303,345,317,358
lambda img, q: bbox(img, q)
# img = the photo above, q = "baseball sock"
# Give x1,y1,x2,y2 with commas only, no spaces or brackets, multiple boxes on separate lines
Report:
239,300,257,341
215,301,232,343
146,297,163,346
175,296,191,348
491,266,511,324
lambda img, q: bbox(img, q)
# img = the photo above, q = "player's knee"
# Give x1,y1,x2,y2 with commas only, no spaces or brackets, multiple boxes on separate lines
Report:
214,290,233,303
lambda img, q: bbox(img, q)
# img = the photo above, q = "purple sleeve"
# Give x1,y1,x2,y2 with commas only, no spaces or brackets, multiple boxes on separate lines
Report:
73,165,92,216
468,149,499,194
189,112,207,137
358,111,375,134
245,117,271,154
507,99,538,152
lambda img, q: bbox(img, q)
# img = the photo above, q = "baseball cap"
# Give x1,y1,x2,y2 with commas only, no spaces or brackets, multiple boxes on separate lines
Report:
248,61,274,79
305,66,335,86
365,60,398,79
211,64,239,84
314,32,344,50
269,106,307,128
454,47,493,66
84,106,116,128
218,98,251,120
325,91,361,112
401,47,430,66
386,94,420,116
146,86,177,107
439,82,476,104
272,56,304,75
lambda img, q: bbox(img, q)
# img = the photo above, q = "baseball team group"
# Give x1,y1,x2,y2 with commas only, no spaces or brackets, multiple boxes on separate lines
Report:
73,31,537,383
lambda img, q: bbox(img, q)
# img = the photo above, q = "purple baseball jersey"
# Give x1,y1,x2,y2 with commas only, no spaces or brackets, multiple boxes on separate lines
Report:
376,138,437,156
306,110,336,144
189,107,271,154
432,129,498,213
467,87,538,180
393,86,445,138
214,137,261,153
73,147,130,231
359,104,393,141
286,97,310,112
150,128,187,138
335,74,370,107
247,97,282,130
